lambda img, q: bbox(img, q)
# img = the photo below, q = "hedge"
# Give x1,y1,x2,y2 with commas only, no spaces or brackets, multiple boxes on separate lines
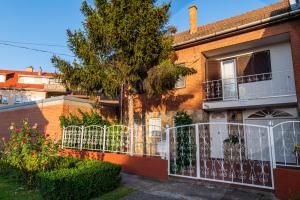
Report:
37,160,122,200
0,156,83,188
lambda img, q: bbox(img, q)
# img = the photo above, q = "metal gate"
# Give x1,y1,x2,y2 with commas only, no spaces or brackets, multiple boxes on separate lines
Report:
166,123,275,189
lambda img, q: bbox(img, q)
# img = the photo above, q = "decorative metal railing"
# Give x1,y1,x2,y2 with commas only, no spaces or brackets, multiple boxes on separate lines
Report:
62,125,166,158
62,121,300,189
204,70,295,101
167,123,274,189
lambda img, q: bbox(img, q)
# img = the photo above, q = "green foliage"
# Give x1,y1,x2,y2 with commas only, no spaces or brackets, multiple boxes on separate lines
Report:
0,120,59,187
224,134,244,144
37,160,122,200
59,109,110,127
52,0,196,98
172,111,193,173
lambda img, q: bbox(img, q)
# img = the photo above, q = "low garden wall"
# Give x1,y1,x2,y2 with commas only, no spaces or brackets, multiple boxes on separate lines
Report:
61,149,168,181
274,167,300,200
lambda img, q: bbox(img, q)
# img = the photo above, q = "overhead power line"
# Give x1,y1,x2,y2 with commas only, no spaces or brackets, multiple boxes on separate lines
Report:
0,42,75,58
0,40,68,48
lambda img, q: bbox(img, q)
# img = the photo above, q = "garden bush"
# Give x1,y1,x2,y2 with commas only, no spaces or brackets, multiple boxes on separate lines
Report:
59,109,110,127
37,160,122,200
0,120,60,187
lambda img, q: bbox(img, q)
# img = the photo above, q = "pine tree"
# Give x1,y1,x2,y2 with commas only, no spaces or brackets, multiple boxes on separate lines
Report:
52,0,196,126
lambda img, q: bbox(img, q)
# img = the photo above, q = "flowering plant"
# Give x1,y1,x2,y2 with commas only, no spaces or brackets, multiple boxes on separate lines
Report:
0,120,59,173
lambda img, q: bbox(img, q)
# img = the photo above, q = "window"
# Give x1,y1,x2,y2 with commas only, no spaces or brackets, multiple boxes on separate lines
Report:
19,76,42,84
149,118,161,137
175,75,186,89
15,96,30,104
0,75,6,82
15,96,23,104
236,50,271,81
0,96,8,104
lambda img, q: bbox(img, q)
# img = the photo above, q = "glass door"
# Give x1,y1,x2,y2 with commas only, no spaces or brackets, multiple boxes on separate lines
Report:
221,59,238,100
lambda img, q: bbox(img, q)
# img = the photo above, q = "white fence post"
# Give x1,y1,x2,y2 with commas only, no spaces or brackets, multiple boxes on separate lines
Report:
103,125,106,152
130,127,134,156
195,124,200,178
80,126,84,151
268,122,276,169
61,127,65,149
166,125,170,175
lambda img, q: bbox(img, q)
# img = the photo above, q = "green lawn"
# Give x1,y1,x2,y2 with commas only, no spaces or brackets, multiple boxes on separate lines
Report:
0,176,135,200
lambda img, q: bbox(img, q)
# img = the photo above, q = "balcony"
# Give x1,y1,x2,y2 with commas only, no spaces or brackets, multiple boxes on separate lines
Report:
203,70,297,110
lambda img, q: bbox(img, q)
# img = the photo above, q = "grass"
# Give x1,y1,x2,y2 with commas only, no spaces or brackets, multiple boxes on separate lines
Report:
0,176,135,200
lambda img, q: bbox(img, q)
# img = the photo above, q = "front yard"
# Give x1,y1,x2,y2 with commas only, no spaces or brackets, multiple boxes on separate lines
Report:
0,176,134,200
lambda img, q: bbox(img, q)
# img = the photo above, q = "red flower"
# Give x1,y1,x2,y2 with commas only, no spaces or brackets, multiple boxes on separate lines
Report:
22,139,26,143
46,134,50,138
15,129,20,133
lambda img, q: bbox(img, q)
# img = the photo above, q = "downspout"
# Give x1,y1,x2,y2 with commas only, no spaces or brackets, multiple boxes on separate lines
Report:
173,8,300,49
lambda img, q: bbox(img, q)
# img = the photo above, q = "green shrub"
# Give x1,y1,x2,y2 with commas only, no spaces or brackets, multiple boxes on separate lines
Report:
172,111,193,173
0,120,59,187
37,160,121,200
59,109,110,127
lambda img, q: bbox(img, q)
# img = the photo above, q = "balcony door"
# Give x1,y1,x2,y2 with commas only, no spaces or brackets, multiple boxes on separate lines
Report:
221,59,238,100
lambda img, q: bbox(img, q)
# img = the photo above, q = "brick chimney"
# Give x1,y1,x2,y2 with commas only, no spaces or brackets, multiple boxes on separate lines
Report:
189,5,198,34
25,66,33,72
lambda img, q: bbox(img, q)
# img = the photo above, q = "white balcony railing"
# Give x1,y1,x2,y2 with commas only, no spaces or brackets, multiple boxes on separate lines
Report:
204,70,296,101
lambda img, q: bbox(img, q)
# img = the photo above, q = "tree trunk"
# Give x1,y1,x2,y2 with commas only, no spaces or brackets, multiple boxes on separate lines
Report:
128,93,134,128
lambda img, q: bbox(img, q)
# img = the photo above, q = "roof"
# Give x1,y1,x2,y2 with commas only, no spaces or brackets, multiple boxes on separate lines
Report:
173,0,291,46
0,69,57,90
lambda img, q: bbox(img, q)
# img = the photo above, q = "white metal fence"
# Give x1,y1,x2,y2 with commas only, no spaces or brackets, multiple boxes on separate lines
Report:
62,121,300,189
62,125,166,157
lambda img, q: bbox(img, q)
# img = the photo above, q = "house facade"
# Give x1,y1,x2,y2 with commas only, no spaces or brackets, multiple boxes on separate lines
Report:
0,67,67,106
129,0,300,130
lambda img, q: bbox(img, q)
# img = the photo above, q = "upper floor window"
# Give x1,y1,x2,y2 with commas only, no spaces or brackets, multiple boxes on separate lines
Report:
0,75,6,82
174,75,186,89
206,50,272,82
18,76,52,84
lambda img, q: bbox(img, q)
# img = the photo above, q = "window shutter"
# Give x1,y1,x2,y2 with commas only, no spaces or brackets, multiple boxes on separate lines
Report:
206,60,221,81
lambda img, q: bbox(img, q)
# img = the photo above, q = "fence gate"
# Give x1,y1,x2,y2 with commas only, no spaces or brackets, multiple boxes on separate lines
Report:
167,123,274,189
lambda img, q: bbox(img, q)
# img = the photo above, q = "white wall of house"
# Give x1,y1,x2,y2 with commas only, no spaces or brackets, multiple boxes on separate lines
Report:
238,42,295,100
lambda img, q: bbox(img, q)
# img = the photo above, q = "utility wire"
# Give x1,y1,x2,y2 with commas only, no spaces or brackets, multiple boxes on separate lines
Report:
0,42,75,58
0,40,68,48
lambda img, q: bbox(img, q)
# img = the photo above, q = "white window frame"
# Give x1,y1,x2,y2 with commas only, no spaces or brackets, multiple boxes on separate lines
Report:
15,96,23,104
149,118,161,137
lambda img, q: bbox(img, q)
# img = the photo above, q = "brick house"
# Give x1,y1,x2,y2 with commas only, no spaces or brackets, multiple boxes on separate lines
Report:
129,0,300,131
0,66,67,106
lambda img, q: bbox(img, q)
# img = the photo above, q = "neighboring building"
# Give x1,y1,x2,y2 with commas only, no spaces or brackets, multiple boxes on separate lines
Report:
130,0,300,129
0,66,67,106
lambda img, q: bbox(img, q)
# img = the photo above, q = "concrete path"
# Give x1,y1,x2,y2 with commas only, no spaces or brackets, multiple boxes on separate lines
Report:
121,173,278,200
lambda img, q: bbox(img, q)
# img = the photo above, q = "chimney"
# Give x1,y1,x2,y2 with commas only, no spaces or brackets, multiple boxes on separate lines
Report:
25,66,34,72
38,67,42,76
189,5,198,34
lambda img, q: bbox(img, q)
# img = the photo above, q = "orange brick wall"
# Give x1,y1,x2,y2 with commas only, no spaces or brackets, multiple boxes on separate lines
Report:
131,19,300,114
0,98,117,140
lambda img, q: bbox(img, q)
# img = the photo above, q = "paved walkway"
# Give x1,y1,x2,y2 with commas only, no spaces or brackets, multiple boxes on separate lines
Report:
121,173,278,200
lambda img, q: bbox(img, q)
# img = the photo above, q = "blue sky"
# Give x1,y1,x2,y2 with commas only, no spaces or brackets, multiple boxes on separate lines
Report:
0,0,279,72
